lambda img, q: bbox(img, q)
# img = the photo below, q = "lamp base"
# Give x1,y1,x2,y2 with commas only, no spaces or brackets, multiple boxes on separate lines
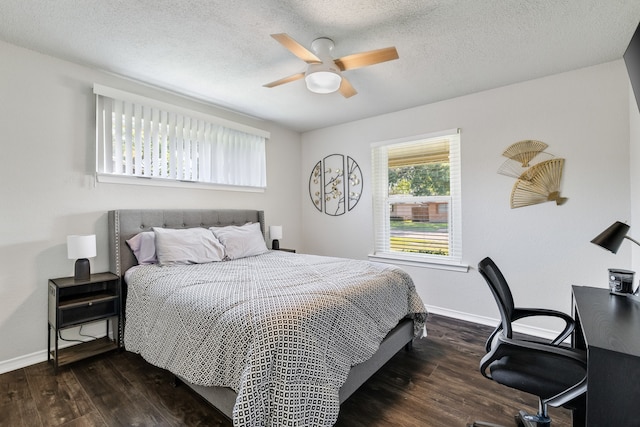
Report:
74,258,91,281
272,240,280,250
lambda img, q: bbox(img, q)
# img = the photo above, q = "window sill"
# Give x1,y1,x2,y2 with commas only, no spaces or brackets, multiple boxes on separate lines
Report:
368,252,469,272
96,173,265,193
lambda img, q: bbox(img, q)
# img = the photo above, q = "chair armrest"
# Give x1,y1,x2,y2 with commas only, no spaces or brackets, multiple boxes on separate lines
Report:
484,307,575,351
485,324,502,352
546,376,587,409
511,307,575,345
480,333,587,381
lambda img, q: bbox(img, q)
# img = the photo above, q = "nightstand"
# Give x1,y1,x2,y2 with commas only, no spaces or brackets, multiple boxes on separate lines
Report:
275,248,296,253
47,272,120,373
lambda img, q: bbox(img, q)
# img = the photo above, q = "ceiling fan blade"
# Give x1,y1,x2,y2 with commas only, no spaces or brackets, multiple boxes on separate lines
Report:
263,72,305,88
334,46,399,71
271,33,321,64
339,77,357,98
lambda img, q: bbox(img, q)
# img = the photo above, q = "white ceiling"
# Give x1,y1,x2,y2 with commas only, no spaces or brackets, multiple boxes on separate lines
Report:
1,1,639,132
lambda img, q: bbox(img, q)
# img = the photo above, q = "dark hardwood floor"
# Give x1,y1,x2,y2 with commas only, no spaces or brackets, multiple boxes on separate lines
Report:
0,314,573,426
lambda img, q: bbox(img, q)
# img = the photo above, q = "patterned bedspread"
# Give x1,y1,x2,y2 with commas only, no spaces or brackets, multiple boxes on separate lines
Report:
124,250,426,426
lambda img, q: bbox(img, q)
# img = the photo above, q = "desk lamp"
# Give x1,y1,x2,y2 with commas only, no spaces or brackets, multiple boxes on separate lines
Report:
67,234,96,281
591,221,640,253
591,221,640,295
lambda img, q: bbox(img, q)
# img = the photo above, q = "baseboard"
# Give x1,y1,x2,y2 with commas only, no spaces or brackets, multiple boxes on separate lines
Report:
426,304,565,341
0,349,48,374
0,329,111,375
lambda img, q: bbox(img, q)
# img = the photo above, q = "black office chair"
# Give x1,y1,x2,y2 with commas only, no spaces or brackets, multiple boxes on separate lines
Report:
471,257,587,427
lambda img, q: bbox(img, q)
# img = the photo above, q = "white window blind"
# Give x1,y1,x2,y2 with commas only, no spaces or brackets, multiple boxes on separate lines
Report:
371,129,462,265
95,84,269,190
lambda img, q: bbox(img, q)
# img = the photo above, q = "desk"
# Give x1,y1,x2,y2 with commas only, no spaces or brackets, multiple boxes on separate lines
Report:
572,286,640,426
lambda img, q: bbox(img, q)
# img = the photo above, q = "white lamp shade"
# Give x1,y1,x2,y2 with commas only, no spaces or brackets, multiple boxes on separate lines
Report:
269,226,283,240
67,234,97,259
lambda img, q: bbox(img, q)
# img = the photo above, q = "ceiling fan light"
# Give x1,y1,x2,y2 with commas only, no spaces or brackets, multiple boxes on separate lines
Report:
305,66,342,94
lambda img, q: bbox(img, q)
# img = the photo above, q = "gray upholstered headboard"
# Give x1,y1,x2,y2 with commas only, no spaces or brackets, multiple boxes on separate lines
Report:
108,209,265,276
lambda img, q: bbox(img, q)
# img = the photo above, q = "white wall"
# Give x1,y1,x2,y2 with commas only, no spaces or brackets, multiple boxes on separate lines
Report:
0,40,302,371
630,75,640,269
301,61,631,333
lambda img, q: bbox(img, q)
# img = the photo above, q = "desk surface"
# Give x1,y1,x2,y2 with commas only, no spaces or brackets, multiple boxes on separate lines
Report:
572,285,640,357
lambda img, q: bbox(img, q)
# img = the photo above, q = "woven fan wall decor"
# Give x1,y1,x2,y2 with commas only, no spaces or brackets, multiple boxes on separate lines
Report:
499,140,567,209
502,140,548,167
497,151,555,180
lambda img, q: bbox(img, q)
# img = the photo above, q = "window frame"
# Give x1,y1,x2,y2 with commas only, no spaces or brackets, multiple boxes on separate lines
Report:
369,129,468,272
94,84,270,192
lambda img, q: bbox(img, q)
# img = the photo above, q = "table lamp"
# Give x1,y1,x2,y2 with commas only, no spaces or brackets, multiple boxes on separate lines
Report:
67,234,97,281
270,226,282,250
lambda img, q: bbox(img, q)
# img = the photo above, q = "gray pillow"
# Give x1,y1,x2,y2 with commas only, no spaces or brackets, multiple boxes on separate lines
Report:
153,227,225,265
211,223,268,260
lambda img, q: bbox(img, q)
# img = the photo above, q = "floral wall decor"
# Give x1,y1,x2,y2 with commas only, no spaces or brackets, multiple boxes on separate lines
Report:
309,154,362,216
498,140,568,209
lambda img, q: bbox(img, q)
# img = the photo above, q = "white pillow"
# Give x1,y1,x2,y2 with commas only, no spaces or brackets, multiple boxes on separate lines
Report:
126,231,157,264
211,222,268,260
153,227,225,265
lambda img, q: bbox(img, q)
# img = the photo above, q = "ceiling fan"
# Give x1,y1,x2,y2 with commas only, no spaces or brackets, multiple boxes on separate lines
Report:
263,33,399,98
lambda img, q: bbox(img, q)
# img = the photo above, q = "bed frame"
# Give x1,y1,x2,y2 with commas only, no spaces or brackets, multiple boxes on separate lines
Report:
107,209,414,419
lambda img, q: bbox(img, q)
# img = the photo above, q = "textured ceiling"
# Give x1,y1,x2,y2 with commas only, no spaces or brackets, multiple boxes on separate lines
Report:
1,0,639,132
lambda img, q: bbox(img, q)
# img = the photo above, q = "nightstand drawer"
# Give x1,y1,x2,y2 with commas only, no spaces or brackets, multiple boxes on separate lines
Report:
58,296,119,328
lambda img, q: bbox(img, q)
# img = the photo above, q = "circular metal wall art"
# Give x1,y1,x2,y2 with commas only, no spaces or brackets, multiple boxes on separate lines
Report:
309,154,362,216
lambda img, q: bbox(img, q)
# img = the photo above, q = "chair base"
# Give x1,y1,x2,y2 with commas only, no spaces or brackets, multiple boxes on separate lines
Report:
517,410,550,427
469,410,551,427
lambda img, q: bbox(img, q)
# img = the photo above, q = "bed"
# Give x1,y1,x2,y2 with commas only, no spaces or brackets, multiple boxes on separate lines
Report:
108,209,426,426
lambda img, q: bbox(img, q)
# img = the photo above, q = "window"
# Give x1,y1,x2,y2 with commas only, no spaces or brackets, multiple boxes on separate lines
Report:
94,84,270,191
371,129,462,268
